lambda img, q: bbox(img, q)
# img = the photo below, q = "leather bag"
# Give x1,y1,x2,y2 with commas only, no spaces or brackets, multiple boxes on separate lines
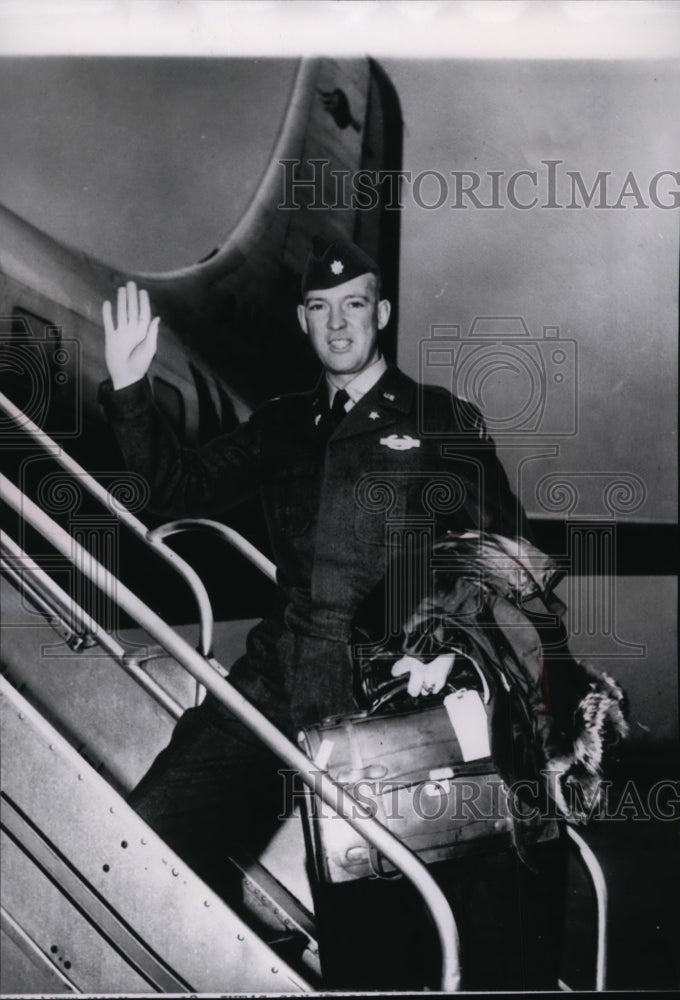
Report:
297,673,555,883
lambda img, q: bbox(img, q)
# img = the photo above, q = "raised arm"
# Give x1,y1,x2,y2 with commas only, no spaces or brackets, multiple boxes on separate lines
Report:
100,283,261,518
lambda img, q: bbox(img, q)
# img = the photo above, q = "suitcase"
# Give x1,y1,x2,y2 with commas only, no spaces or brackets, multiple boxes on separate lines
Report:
298,694,556,883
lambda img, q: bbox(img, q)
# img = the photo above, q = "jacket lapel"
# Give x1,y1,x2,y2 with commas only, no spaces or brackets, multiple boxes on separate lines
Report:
330,367,416,443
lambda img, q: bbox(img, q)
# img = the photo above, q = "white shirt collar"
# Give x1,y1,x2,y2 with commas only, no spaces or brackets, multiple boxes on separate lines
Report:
326,355,388,408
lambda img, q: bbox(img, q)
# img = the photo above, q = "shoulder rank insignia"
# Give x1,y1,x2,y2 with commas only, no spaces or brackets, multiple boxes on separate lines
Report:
380,434,421,451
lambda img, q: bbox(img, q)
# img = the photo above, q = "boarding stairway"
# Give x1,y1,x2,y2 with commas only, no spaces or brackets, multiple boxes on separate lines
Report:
0,391,608,993
0,563,320,993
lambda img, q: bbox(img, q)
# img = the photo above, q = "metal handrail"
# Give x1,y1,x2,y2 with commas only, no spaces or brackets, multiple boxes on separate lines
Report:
0,472,461,990
147,519,277,706
0,531,183,720
0,391,214,656
148,519,277,583
147,520,277,679
566,825,608,991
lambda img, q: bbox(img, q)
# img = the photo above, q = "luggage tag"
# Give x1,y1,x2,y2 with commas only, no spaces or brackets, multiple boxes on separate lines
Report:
444,689,491,761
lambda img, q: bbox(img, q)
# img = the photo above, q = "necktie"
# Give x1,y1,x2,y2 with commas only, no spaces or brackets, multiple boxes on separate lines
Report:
323,388,349,437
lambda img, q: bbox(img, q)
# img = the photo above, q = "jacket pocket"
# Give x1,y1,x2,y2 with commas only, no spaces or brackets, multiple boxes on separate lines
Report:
353,468,468,547
353,472,409,547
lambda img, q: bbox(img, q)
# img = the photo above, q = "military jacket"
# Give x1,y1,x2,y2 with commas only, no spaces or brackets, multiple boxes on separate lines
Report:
101,366,528,729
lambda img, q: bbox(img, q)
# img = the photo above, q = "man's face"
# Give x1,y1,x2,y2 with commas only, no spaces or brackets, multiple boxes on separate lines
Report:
297,272,391,382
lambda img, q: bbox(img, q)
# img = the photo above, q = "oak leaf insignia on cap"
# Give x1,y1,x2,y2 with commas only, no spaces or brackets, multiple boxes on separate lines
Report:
301,235,379,295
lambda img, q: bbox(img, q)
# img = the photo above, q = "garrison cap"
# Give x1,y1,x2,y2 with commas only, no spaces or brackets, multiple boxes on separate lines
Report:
301,235,379,296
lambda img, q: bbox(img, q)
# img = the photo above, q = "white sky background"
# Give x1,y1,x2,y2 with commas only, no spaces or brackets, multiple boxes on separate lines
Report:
1,1,680,59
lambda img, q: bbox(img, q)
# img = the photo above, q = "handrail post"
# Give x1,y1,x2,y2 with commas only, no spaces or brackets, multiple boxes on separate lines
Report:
566,825,607,990
148,519,277,584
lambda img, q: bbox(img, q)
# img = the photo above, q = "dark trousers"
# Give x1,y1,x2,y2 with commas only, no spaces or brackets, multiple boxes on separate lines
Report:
128,696,285,902
129,696,567,991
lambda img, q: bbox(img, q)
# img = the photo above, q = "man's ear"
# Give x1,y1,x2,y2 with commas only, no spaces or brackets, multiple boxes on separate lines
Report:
297,303,308,335
377,298,392,331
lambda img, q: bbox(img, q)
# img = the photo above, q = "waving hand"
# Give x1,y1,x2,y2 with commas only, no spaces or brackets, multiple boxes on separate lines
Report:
102,281,160,390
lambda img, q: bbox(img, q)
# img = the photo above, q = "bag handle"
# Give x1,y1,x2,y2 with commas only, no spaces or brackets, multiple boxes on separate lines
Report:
367,647,490,714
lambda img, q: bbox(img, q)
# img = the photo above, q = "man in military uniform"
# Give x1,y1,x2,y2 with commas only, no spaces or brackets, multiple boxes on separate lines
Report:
101,237,559,990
